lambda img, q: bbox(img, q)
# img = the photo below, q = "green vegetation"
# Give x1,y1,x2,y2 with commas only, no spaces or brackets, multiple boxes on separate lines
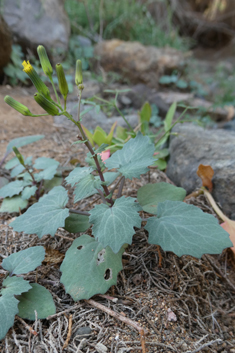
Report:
64,0,189,50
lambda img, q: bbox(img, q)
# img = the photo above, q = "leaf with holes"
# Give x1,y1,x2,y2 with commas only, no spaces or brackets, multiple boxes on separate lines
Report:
64,213,90,233
89,196,142,253
16,283,56,320
60,234,124,301
0,196,28,213
145,201,233,258
105,132,155,179
2,246,45,275
10,186,69,238
137,182,186,214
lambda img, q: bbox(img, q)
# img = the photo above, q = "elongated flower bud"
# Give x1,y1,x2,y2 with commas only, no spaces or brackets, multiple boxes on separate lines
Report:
34,92,59,115
12,147,25,166
56,63,68,99
37,45,53,79
22,61,51,100
75,60,83,86
4,95,32,116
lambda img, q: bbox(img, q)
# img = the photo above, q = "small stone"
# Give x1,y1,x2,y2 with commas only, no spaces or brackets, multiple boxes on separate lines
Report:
230,349,235,353
95,342,108,353
181,342,188,351
74,326,92,338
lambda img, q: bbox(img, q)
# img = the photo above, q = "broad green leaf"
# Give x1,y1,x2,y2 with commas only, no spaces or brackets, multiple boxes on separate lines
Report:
106,122,117,145
164,102,176,132
60,235,124,301
2,246,45,275
145,201,233,258
44,176,63,191
89,196,142,253
137,183,186,214
105,133,155,180
33,157,59,170
64,213,90,233
151,159,167,170
0,177,8,189
73,172,120,202
34,165,58,181
81,125,94,146
140,102,152,134
6,135,44,155
5,156,20,170
1,277,31,296
159,75,174,84
176,79,188,89
17,283,56,320
0,180,25,198
65,167,93,187
93,126,107,146
0,295,19,340
116,126,128,141
10,186,69,238
0,196,28,213
21,185,37,200
154,148,169,159
10,164,25,178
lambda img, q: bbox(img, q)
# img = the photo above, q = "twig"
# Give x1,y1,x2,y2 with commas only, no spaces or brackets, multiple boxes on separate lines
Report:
15,316,38,336
62,314,73,350
47,304,81,319
55,233,74,241
204,254,235,292
69,209,90,216
156,245,163,268
186,338,222,353
85,299,148,338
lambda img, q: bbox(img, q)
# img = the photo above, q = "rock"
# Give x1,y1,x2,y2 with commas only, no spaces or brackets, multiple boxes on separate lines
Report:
166,124,235,219
95,342,108,353
94,40,185,88
0,15,12,76
74,326,92,339
2,0,70,60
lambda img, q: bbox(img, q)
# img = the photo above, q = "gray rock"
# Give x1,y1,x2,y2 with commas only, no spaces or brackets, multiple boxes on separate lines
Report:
74,326,92,339
2,0,70,59
166,124,235,219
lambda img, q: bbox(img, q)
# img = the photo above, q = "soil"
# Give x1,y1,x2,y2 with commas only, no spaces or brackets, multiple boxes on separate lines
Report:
1,85,235,353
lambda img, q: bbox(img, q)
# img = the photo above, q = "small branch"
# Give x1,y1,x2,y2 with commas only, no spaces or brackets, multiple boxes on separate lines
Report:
117,176,125,198
62,314,72,350
188,339,222,353
16,316,38,336
69,209,90,216
85,299,148,335
47,304,81,320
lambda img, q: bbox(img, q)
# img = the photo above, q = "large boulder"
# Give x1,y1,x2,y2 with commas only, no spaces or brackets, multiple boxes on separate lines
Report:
2,0,70,60
0,15,12,76
94,40,185,88
166,124,235,219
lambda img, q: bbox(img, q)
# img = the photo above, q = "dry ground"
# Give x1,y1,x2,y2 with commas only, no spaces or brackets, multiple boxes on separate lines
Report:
0,85,235,353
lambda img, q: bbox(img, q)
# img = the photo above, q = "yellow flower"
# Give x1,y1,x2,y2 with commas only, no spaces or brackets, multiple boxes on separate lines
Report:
22,60,33,73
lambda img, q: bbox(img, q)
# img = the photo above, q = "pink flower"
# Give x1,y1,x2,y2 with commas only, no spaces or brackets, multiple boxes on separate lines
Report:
100,149,110,163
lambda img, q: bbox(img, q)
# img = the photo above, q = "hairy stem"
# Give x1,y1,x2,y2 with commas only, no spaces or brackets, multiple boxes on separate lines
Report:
69,209,90,216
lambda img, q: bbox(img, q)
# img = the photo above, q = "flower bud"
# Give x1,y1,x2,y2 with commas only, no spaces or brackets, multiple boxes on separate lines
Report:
56,63,68,99
75,60,83,86
34,92,59,116
4,95,32,116
37,45,53,78
22,61,51,100
12,147,25,166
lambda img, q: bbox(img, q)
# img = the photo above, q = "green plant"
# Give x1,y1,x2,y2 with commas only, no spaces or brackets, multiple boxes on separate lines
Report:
159,73,208,96
3,45,28,85
1,46,232,338
0,148,62,213
0,246,56,340
64,0,189,50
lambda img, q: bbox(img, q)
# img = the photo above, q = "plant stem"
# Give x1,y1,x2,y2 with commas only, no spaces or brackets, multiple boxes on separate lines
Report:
117,176,125,198
49,77,61,107
114,104,136,135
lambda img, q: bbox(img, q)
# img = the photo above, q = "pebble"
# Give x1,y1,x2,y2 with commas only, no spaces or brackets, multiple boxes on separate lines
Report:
181,342,188,351
74,326,92,338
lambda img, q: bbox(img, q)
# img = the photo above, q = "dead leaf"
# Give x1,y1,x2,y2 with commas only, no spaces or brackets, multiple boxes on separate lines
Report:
197,164,214,192
44,248,64,264
221,221,235,254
